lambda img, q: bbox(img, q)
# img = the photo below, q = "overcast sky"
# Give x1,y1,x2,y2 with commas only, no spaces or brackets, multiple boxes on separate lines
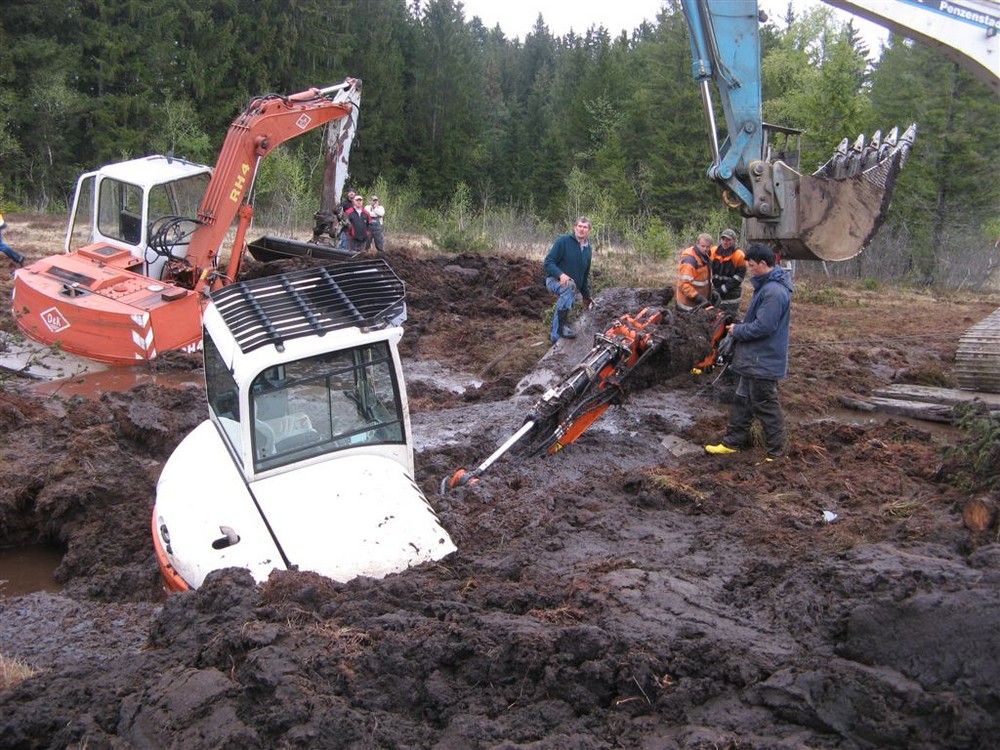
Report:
459,0,888,54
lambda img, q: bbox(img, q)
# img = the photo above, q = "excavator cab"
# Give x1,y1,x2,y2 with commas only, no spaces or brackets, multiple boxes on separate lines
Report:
153,261,455,591
65,155,211,279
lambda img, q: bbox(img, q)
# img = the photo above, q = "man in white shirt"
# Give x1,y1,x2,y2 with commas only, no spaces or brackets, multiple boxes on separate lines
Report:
367,195,386,253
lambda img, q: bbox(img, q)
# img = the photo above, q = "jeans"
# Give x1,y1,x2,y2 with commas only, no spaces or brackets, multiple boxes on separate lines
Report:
0,234,22,264
369,225,384,252
545,276,576,341
723,375,786,457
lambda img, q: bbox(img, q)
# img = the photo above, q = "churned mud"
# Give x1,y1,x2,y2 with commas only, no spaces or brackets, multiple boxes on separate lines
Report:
1,215,999,749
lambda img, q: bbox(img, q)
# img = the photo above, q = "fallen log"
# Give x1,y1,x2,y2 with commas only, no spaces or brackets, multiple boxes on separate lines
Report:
866,396,955,423
837,394,877,413
872,384,1000,409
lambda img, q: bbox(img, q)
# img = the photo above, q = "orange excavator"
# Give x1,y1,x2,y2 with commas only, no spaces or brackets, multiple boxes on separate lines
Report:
11,78,361,365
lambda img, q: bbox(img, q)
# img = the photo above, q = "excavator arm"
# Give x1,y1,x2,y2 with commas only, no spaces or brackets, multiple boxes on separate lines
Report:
164,78,361,293
680,0,916,261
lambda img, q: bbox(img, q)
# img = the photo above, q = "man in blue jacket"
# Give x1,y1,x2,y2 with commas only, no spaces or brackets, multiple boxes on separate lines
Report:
543,216,593,343
705,243,793,460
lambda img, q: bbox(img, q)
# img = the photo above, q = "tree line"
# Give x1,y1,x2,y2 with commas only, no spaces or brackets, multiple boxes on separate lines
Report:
0,0,996,286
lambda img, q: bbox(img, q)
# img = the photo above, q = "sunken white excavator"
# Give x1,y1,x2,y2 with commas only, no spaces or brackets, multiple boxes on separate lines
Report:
152,262,456,591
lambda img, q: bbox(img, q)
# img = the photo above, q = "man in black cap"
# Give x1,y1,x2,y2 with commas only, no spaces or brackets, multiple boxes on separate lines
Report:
710,228,747,316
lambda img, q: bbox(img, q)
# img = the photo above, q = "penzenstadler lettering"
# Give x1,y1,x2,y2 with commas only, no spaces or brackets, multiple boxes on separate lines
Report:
939,0,1000,30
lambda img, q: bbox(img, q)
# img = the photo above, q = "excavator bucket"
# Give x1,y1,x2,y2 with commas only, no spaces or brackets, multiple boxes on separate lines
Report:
744,124,916,261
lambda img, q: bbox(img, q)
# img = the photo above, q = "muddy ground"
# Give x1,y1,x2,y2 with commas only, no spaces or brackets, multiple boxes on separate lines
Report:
1,213,1000,749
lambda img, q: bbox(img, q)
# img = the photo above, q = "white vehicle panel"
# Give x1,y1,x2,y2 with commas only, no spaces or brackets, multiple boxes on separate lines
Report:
252,453,456,581
156,421,285,588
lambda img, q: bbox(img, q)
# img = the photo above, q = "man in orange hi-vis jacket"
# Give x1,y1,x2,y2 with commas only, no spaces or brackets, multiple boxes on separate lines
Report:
675,233,714,311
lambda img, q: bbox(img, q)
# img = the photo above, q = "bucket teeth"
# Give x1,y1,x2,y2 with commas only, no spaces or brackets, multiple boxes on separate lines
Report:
814,123,917,181
861,130,882,170
900,123,916,148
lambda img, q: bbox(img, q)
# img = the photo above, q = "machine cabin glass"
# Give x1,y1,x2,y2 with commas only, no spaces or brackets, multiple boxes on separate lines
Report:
249,341,405,473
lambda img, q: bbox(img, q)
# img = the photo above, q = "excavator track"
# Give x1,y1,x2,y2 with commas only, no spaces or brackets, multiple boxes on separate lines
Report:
955,307,1000,394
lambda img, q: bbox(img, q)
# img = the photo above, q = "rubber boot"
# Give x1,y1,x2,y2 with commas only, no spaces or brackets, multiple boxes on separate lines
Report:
558,309,576,339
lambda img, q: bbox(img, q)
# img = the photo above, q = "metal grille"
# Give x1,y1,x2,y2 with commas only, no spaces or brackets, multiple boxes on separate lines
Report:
211,260,406,354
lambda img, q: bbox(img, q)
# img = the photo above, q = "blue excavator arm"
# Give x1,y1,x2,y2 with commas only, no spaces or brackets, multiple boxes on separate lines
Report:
681,0,917,262
682,0,765,213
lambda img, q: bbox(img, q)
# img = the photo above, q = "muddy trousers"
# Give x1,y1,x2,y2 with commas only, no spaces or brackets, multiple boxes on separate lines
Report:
545,276,577,341
723,375,786,457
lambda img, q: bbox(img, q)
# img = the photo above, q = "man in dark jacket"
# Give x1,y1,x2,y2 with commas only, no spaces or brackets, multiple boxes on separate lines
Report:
543,217,593,343
705,243,793,460
343,195,371,253
337,189,357,249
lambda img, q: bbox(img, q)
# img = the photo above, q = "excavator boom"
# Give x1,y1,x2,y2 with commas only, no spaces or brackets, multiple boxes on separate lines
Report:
684,0,1000,391
185,79,361,292
825,0,1000,96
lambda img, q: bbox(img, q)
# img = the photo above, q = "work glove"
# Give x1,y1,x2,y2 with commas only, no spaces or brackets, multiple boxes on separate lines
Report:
716,334,735,362
694,294,708,307
710,290,721,305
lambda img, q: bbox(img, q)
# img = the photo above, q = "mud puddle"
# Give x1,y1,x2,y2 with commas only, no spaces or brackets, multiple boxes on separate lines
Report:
28,365,204,399
0,544,63,596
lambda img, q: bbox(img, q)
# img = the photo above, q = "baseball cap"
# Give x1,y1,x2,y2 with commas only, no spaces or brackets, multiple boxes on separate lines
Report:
721,229,738,240
371,195,379,200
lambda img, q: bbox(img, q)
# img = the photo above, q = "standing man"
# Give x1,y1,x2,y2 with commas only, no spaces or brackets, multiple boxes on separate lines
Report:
705,243,794,460
710,228,747,316
0,212,25,268
343,194,372,253
366,195,386,253
675,233,714,311
338,189,357,250
543,216,593,343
